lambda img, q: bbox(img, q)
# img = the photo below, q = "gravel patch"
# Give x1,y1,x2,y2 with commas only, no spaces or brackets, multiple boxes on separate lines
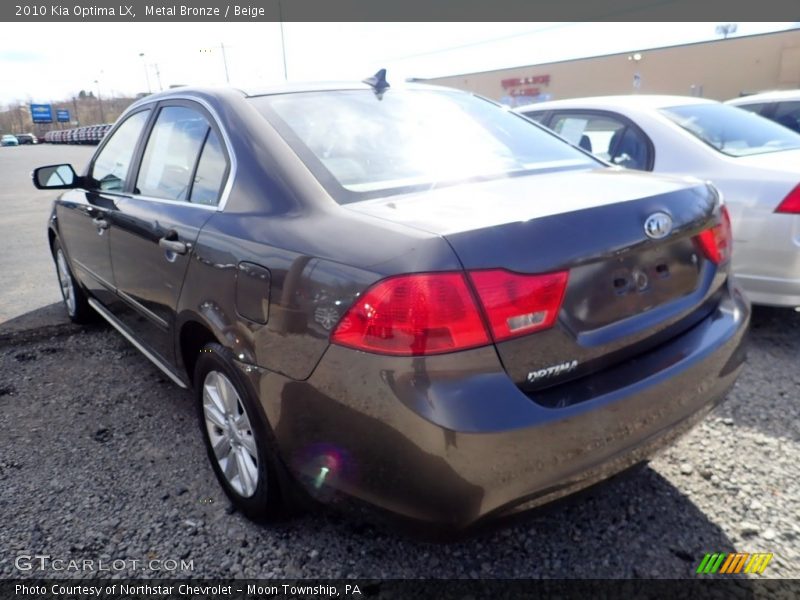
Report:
0,306,797,579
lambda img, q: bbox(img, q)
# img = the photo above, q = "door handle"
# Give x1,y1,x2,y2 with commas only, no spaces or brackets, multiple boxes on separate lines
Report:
159,236,190,255
92,217,109,230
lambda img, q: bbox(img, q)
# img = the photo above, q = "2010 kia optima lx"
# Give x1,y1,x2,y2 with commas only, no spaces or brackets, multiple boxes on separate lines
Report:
33,75,749,529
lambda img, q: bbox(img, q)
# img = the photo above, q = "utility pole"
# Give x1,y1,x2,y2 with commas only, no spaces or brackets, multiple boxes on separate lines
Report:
278,0,288,80
139,52,152,93
201,44,231,83
154,64,163,91
94,79,105,123
715,23,738,39
220,43,230,83
15,105,24,134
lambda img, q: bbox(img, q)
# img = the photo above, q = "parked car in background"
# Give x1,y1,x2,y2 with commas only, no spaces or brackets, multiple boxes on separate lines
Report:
32,82,748,529
518,96,800,307
726,90,800,134
16,133,37,145
1,134,19,146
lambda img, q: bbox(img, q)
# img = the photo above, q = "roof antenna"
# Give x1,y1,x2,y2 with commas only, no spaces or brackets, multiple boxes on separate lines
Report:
363,68,390,98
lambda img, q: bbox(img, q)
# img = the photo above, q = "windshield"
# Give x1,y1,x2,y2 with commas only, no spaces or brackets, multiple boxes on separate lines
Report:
660,103,800,157
250,89,598,203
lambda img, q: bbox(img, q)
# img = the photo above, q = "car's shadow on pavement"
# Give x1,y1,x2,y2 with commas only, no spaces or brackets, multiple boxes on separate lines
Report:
266,464,742,579
0,302,773,582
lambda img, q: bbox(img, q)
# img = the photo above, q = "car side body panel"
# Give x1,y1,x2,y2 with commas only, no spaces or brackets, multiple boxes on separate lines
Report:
53,189,118,307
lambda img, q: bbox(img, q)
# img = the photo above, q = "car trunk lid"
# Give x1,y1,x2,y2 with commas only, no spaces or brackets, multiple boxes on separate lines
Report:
347,168,725,391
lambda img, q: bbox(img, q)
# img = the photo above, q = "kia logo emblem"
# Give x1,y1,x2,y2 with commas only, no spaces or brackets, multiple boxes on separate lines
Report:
644,212,673,240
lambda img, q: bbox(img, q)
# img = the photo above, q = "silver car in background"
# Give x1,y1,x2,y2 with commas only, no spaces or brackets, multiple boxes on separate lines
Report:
726,90,800,134
518,96,800,307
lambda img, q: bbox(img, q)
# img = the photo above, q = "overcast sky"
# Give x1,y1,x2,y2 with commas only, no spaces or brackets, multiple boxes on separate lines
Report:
0,22,795,104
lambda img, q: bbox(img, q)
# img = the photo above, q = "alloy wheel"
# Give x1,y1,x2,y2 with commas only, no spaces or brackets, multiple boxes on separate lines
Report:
202,370,259,497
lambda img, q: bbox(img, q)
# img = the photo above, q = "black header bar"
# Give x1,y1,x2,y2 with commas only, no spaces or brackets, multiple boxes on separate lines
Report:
2,0,800,22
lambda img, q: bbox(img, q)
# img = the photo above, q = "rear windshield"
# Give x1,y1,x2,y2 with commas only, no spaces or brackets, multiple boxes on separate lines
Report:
249,89,598,203
660,103,800,157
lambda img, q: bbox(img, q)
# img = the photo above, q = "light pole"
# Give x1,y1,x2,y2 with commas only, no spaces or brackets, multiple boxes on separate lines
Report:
94,79,105,123
139,52,151,93
715,24,738,39
153,63,163,91
200,44,231,83
278,0,288,80
220,43,230,83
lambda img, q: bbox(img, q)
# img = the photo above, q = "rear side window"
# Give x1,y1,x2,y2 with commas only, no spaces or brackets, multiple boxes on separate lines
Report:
521,111,546,123
90,110,150,192
190,129,228,206
549,113,652,170
735,102,767,115
661,103,800,156
136,106,210,200
772,102,800,134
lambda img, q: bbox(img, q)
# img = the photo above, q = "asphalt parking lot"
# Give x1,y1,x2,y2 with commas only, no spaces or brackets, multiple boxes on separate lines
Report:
0,144,95,323
0,147,798,580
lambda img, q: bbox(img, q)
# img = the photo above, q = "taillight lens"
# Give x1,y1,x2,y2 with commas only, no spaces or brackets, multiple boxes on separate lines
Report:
331,269,570,355
331,273,490,356
776,184,800,214
696,205,732,265
469,269,569,342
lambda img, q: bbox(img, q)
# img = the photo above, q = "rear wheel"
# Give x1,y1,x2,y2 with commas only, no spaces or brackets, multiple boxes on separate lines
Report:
194,343,289,521
52,239,94,324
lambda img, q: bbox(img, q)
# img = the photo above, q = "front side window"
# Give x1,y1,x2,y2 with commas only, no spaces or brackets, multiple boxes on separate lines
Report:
250,89,599,203
90,109,150,192
661,103,800,157
135,106,210,201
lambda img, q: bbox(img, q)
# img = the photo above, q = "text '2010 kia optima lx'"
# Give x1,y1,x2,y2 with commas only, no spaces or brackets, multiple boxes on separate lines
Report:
33,74,749,530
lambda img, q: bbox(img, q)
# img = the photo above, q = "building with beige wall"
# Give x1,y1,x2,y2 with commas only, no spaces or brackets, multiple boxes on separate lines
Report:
425,29,800,105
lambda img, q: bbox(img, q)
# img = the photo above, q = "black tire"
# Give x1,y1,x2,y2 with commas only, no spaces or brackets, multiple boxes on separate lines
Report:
52,238,95,324
193,343,290,522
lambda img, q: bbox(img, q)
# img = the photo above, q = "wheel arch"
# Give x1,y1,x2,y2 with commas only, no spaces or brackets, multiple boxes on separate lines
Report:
177,318,223,386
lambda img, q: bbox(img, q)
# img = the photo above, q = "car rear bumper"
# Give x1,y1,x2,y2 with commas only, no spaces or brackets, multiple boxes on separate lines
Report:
246,279,750,529
733,213,800,307
735,273,800,307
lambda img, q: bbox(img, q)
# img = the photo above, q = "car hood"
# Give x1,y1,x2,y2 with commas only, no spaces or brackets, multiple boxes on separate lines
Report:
345,167,703,236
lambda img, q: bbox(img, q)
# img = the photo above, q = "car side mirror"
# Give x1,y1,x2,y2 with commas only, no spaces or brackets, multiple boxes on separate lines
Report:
32,164,80,190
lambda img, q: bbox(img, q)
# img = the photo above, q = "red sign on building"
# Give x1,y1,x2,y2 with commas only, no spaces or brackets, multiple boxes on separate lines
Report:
501,74,551,89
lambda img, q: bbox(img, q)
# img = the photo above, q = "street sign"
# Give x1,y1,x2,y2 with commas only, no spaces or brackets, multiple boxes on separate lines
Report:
30,104,53,123
56,109,70,123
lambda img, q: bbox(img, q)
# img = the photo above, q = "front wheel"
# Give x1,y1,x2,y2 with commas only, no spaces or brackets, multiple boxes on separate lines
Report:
52,239,94,324
194,343,289,521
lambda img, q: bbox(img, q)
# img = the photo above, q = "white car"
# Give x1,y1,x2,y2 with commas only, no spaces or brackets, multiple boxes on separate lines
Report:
726,90,800,135
517,96,800,307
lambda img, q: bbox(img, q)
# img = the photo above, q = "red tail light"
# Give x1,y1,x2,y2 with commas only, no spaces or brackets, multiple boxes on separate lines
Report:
469,270,569,342
331,273,490,356
696,205,732,265
331,269,570,355
776,184,800,214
